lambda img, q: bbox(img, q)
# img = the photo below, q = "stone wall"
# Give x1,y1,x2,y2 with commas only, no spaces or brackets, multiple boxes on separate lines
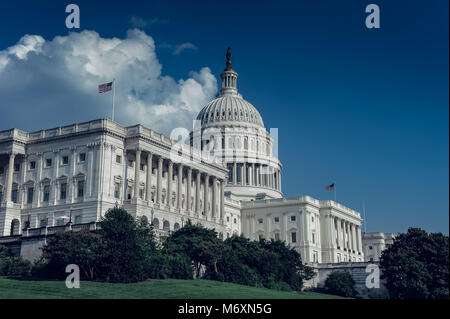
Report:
306,261,389,298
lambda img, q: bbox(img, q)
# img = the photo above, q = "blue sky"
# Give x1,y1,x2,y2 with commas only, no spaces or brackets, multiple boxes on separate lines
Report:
0,0,448,234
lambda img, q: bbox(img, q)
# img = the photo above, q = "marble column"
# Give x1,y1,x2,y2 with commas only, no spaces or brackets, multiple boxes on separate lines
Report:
177,164,183,209
232,162,237,185
195,170,201,214
203,173,209,218
220,179,225,221
134,149,141,199
242,163,247,185
146,152,152,203
212,176,217,219
252,163,255,186
157,156,163,204
186,167,192,211
337,218,342,248
5,152,16,203
168,160,173,207
279,170,282,192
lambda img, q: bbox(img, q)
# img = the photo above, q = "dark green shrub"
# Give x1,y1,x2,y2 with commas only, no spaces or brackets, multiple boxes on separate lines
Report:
0,257,32,277
324,271,357,298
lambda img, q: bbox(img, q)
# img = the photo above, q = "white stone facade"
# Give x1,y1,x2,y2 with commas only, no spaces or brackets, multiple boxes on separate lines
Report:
0,120,231,239
0,49,364,264
362,232,395,262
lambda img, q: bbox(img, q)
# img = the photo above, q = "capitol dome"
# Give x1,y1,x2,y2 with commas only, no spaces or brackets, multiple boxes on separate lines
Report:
194,47,283,202
196,47,264,129
197,95,264,128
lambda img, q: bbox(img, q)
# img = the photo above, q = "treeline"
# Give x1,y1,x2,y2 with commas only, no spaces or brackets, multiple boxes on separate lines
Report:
9,207,315,291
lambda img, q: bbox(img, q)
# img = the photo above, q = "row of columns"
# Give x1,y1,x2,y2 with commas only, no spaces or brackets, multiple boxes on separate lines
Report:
132,149,225,221
229,162,281,191
333,216,362,253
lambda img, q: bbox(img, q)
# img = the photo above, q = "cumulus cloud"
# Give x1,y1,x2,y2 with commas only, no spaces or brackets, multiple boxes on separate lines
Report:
0,29,217,135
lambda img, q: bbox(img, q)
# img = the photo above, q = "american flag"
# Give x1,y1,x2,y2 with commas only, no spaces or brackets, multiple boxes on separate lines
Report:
98,81,113,93
325,183,335,191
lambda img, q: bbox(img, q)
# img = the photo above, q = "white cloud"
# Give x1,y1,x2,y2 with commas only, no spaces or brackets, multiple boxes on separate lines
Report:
129,16,169,28
173,42,198,55
0,29,217,135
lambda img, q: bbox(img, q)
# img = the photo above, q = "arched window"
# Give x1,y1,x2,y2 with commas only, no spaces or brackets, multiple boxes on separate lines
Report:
141,215,149,225
152,218,160,229
163,220,170,232
244,137,248,150
174,223,181,231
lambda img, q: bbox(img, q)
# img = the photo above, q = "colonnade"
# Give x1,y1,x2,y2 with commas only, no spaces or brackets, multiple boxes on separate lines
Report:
132,149,225,221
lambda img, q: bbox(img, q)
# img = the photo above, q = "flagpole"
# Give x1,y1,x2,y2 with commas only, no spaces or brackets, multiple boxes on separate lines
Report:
112,78,116,122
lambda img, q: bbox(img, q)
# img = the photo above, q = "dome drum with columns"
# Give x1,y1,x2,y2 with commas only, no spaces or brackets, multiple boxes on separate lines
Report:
194,48,282,202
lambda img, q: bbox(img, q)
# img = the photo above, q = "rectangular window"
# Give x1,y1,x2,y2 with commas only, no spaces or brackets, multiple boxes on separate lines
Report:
62,156,69,165
56,217,65,226
27,187,34,204
275,233,280,241
234,218,237,224
258,218,263,224
290,215,296,222
60,183,67,200
40,218,47,228
140,163,145,171
291,232,297,243
45,158,52,168
114,182,120,199
29,161,36,170
11,189,18,203
79,153,86,162
139,188,144,199
14,164,20,172
258,234,264,241
43,185,50,202
116,155,122,164
312,233,316,244
274,217,280,223
227,164,233,182
77,181,84,198
74,215,82,224
226,216,230,222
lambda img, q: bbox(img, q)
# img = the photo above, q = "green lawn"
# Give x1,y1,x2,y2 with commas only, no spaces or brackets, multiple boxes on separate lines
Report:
0,277,341,299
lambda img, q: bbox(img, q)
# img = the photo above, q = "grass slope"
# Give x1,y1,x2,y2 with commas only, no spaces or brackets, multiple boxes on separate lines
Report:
0,277,341,299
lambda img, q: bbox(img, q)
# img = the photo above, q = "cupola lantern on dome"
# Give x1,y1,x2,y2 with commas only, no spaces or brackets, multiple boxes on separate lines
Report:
217,47,240,98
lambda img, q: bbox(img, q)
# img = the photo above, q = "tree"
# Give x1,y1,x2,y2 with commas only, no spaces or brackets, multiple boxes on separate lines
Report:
260,239,315,291
324,271,357,298
163,220,220,278
0,244,31,277
99,207,157,283
41,230,106,280
380,228,449,299
0,245,12,259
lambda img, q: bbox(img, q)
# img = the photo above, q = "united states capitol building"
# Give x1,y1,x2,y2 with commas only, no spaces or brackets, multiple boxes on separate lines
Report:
0,50,365,265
